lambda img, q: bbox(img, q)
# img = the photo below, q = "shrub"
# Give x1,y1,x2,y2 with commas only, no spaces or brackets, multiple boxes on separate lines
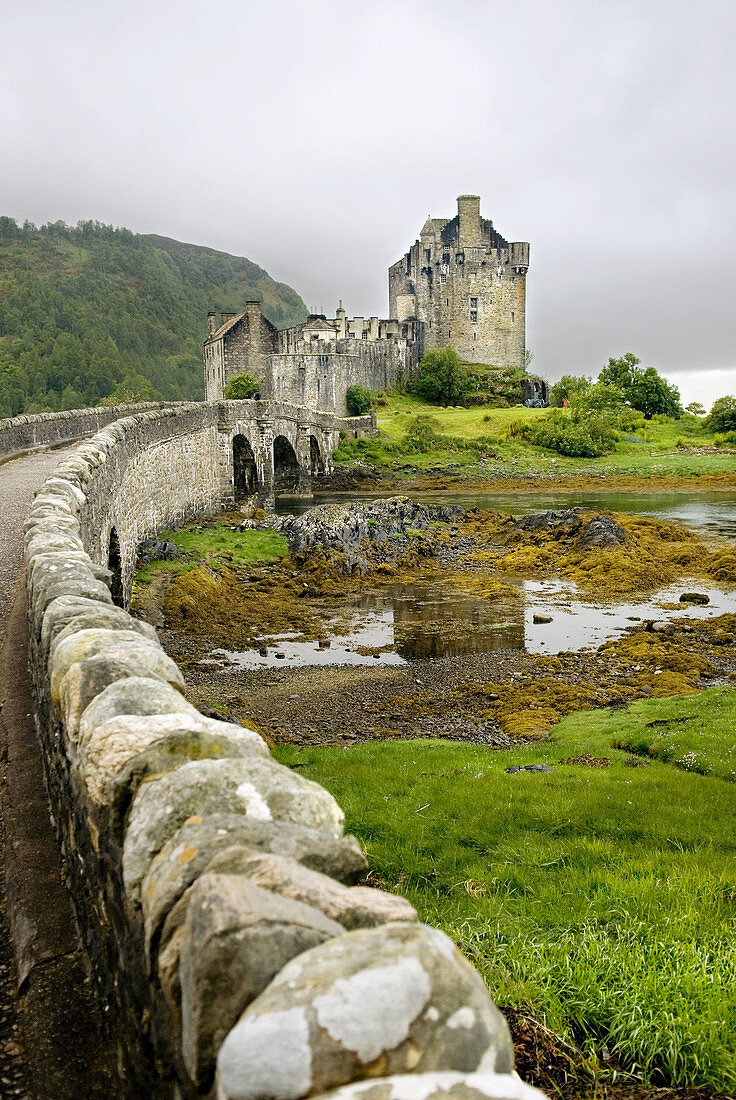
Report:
512,408,616,457
413,347,471,406
345,384,373,416
224,373,259,399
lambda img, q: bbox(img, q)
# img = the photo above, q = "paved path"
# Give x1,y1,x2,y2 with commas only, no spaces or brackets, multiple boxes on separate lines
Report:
0,444,100,1098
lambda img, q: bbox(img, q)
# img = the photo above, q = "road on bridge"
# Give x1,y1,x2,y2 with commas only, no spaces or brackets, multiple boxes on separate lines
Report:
0,444,117,1099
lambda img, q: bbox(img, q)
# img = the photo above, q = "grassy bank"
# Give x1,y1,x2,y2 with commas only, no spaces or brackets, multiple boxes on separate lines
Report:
275,687,736,1091
333,393,736,481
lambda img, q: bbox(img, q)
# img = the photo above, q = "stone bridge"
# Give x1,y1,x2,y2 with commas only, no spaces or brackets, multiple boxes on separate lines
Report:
0,400,539,1100
216,399,376,505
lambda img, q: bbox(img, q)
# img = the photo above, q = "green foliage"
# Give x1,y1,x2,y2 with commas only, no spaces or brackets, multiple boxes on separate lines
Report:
275,685,736,1088
0,218,307,416
345,384,372,416
549,374,593,406
707,394,736,433
413,347,471,406
134,525,286,584
686,402,706,416
224,372,259,400
599,354,682,419
511,406,616,457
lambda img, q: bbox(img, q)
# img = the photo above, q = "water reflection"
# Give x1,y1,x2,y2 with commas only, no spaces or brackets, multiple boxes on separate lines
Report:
205,577,736,671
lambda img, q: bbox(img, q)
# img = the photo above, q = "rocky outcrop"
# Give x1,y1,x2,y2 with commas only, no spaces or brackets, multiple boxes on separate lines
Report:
23,408,543,1099
266,498,465,574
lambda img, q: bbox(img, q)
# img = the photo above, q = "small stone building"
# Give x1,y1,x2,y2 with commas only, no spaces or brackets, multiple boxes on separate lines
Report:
388,195,530,368
204,301,417,413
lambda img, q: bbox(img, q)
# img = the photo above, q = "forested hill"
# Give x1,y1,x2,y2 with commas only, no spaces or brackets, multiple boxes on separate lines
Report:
0,217,308,416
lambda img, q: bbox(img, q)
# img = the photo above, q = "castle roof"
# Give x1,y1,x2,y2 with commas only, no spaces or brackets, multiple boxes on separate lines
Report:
208,313,244,342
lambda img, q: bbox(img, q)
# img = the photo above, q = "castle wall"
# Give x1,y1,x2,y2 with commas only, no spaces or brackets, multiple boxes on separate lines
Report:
269,342,411,413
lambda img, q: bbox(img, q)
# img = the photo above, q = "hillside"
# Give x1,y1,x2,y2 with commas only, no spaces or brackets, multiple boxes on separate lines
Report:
0,217,308,415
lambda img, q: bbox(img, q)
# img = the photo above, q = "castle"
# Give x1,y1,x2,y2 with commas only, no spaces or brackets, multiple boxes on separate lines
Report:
204,195,530,411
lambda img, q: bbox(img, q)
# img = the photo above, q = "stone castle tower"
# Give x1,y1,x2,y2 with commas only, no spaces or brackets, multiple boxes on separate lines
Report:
388,195,530,368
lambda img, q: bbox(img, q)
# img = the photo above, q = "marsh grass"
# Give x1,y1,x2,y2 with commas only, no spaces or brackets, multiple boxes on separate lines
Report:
333,393,736,480
134,526,287,583
275,687,736,1089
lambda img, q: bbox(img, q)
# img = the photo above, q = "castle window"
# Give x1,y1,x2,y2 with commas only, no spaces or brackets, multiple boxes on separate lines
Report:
319,354,329,367
511,311,515,323
440,273,447,284
425,249,431,264
446,298,449,306
442,252,449,265
470,310,478,323
361,331,367,340
470,297,478,309
456,252,464,264
349,332,356,338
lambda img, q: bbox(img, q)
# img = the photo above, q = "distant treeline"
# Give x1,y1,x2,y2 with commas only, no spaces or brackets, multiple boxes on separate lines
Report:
0,217,308,416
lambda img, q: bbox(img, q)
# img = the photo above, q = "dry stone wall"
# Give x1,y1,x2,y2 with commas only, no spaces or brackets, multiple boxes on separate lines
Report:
0,401,176,462
23,405,547,1100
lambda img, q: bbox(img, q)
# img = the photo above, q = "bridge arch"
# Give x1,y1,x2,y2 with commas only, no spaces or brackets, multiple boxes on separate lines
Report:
310,434,326,477
233,434,258,500
273,434,300,492
107,526,125,607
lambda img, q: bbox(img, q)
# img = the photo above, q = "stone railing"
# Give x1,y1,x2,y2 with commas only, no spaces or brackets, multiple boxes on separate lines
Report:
24,406,545,1099
0,401,179,462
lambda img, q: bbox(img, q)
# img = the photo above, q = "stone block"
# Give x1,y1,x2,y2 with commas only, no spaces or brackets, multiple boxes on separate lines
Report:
124,757,345,904
59,651,185,741
297,1073,548,1100
142,815,367,959
202,847,416,931
77,677,202,753
216,923,514,1100
81,712,268,810
39,595,153,654
50,628,182,703
49,608,158,660
179,873,343,1089
31,563,113,619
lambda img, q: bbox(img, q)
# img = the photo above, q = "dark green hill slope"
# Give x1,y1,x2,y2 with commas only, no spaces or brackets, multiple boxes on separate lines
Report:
0,217,308,415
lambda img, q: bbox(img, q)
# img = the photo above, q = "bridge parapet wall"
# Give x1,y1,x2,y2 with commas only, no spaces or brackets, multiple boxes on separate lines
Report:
22,403,538,1100
0,401,181,462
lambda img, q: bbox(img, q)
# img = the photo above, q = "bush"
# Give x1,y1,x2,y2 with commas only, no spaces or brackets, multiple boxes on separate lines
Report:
224,373,259,399
707,395,736,433
413,347,471,406
346,384,372,416
512,408,616,457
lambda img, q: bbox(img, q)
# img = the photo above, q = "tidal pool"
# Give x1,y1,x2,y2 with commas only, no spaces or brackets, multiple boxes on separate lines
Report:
204,577,736,671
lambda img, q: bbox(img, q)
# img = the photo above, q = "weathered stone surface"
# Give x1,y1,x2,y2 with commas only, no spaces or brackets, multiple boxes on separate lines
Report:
50,628,182,703
58,651,186,741
81,713,269,811
24,529,86,563
179,873,344,1088
201,846,416,931
39,595,155,655
31,565,113,618
77,677,202,752
49,607,158,660
302,1073,547,1100
124,757,345,903
650,620,676,636
216,923,514,1100
143,815,368,957
28,550,109,590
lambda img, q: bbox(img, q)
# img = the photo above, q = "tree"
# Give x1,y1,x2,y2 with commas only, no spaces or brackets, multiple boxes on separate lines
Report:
707,395,736,432
549,374,593,407
346,384,372,416
414,347,471,406
224,373,259,399
685,402,706,416
599,353,682,419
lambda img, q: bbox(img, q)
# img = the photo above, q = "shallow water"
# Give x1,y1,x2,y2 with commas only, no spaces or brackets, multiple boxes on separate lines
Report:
206,488,736,671
206,578,736,671
277,488,736,538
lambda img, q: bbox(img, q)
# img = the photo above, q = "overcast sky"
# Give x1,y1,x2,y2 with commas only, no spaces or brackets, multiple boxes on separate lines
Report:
2,0,735,405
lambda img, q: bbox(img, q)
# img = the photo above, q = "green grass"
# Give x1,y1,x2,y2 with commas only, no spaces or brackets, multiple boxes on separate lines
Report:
333,393,736,480
134,526,286,583
274,686,736,1089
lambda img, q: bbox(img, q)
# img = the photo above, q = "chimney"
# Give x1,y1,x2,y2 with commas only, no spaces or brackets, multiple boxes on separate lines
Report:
207,311,217,338
457,194,481,246
220,312,238,324
245,301,262,352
